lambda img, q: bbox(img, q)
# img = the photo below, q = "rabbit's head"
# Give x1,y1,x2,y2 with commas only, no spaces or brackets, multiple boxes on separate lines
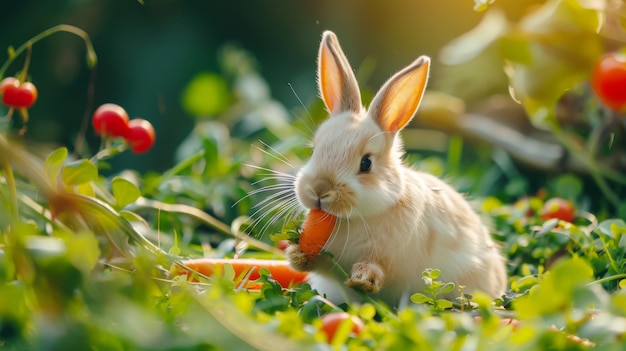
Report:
295,31,430,218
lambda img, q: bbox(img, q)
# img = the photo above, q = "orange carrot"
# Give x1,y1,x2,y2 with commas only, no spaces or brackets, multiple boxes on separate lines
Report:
300,208,336,258
172,258,309,289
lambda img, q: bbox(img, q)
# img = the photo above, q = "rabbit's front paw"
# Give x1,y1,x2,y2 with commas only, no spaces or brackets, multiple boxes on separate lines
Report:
345,261,384,293
285,244,315,272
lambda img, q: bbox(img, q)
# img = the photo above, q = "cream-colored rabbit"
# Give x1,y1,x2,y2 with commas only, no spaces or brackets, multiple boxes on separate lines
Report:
286,31,507,307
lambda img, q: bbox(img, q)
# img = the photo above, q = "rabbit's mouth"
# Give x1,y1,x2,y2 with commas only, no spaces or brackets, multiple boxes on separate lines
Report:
301,198,353,220
298,184,356,218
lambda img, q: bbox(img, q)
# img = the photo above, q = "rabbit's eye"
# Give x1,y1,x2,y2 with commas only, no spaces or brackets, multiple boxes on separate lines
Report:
359,155,372,173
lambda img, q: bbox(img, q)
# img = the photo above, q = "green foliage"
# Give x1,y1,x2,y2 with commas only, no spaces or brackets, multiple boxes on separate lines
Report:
443,0,605,127
506,0,603,127
111,176,141,209
182,72,231,117
410,269,456,311
2,14,626,350
61,159,98,186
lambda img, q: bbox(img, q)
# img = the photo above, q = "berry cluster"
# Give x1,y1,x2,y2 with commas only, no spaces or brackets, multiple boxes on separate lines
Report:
0,77,38,109
92,103,155,154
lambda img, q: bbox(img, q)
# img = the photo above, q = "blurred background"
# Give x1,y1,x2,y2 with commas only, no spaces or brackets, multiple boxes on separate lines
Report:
0,0,540,173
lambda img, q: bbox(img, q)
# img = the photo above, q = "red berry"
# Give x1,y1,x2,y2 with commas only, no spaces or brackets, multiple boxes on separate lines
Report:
124,119,155,154
319,312,364,343
540,198,575,223
0,77,18,94
275,239,290,251
591,53,626,112
92,103,130,138
2,80,38,108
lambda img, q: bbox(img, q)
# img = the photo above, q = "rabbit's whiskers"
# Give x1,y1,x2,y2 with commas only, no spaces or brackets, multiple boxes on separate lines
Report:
238,147,302,238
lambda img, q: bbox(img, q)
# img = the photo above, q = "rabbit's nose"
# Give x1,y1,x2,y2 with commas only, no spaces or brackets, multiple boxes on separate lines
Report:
307,177,336,207
311,178,333,196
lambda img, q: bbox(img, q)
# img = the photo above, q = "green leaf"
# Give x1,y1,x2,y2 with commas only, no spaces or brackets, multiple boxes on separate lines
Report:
498,34,532,64
203,137,220,176
535,218,559,237
44,147,68,183
435,299,454,310
505,0,603,129
596,219,626,239
112,177,141,208
75,182,95,197
181,72,231,117
410,293,432,304
55,230,100,273
436,282,456,295
0,248,11,282
424,268,441,280
610,290,626,317
513,256,594,319
169,230,181,256
551,256,593,291
61,159,98,186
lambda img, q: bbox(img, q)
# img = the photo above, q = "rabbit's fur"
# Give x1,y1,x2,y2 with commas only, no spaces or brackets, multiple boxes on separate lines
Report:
286,31,507,307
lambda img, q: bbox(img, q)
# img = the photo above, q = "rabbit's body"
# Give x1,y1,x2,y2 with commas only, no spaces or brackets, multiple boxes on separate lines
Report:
302,169,506,305
286,31,507,307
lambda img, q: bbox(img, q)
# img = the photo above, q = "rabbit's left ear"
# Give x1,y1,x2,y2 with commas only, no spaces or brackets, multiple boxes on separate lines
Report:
369,56,430,133
317,31,362,114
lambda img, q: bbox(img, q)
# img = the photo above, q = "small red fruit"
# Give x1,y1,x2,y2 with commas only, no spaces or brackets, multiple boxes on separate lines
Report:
92,103,130,138
124,118,155,154
2,79,38,108
0,77,19,94
540,198,575,223
591,52,626,112
319,312,364,343
275,239,290,251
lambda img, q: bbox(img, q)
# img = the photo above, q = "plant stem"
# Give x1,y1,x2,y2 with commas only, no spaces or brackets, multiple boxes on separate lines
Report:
597,234,620,275
17,45,32,82
126,197,283,256
2,160,18,223
0,24,97,79
589,274,626,286
447,135,463,176
89,143,128,163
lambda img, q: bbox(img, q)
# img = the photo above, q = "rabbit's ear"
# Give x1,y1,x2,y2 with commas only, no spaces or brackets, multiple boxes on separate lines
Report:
317,31,362,114
369,56,430,133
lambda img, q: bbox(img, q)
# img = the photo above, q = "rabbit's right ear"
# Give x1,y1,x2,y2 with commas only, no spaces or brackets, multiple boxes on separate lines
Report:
317,31,362,114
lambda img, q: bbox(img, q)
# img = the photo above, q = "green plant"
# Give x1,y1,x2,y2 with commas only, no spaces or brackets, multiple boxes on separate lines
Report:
410,269,457,311
2,8,626,349
439,0,626,210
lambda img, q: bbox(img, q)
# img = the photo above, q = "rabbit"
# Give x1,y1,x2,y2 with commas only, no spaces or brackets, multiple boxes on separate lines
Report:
285,30,507,307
